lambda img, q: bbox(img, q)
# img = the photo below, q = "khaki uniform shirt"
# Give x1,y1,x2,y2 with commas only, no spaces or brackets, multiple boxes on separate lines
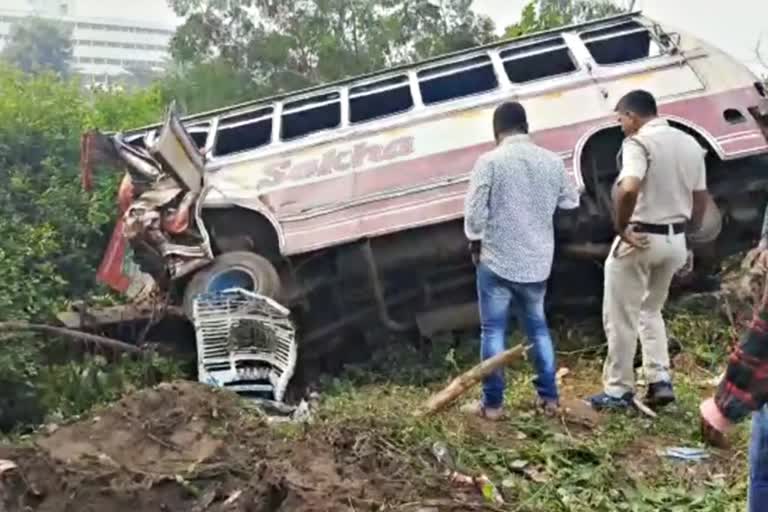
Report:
617,118,707,225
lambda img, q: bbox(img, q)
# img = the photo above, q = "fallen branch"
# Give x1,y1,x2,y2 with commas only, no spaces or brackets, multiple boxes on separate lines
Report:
0,321,142,354
418,344,528,417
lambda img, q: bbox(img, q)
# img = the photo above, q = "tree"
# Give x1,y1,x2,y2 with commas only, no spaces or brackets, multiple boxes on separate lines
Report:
0,65,164,320
159,59,262,115
504,0,625,38
1,17,73,77
165,0,496,112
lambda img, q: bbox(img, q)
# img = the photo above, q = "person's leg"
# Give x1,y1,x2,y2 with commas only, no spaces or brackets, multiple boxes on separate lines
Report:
638,233,687,406
475,263,513,411
510,280,558,405
749,406,768,512
588,237,648,409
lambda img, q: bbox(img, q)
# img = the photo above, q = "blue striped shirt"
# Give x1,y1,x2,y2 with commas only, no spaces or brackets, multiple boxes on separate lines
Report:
463,134,580,283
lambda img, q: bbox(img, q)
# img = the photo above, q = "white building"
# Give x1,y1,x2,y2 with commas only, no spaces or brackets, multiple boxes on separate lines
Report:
0,0,178,85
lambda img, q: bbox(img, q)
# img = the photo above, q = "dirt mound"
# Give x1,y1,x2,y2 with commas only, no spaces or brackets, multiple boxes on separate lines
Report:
0,381,477,512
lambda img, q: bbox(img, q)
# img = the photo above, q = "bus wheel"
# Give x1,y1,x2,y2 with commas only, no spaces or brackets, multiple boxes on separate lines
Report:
183,251,281,319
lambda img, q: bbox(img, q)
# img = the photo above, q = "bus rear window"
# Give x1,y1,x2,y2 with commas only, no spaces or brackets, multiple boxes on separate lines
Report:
281,92,341,141
581,21,663,65
350,75,413,124
214,107,273,156
418,55,498,105
500,37,576,83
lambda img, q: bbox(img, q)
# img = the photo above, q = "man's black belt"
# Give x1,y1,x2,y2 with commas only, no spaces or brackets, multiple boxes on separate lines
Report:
631,222,686,235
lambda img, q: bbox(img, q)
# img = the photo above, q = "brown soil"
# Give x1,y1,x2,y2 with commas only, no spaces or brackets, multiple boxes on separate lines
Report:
619,436,740,488
0,382,480,512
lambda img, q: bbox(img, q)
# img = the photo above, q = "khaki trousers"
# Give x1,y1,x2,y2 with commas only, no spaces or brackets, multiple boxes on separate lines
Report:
602,231,688,397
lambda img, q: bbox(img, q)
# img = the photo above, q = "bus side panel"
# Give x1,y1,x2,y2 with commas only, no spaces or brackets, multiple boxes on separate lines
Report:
270,86,768,256
97,219,132,293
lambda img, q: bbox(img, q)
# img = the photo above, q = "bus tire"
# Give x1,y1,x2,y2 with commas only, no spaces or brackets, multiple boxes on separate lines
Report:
183,251,281,319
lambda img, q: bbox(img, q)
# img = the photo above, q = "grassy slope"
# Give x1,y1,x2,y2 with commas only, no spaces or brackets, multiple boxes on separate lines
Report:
308,307,749,511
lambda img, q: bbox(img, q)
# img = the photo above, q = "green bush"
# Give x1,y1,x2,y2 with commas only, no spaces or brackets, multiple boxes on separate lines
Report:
0,65,166,431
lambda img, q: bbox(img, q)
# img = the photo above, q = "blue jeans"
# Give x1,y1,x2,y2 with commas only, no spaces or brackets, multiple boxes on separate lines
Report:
476,263,559,408
750,406,768,511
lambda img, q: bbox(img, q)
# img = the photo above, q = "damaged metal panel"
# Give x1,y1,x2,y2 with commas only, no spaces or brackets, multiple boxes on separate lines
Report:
89,105,215,293
149,108,205,194
192,288,297,402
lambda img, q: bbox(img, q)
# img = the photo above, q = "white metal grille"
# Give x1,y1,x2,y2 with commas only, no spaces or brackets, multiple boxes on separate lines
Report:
192,288,297,402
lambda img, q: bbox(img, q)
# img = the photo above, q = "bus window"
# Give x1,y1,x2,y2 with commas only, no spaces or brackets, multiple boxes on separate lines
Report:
500,37,577,83
350,75,414,124
581,21,663,65
214,107,273,156
418,55,498,105
281,92,341,141
188,124,209,149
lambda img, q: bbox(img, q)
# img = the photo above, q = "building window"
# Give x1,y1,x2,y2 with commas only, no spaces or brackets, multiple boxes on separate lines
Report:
581,21,663,65
417,54,498,105
281,92,341,141
500,37,577,83
349,75,414,124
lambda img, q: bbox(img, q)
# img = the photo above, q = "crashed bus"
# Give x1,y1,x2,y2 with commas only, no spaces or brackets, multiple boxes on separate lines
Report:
82,12,768,362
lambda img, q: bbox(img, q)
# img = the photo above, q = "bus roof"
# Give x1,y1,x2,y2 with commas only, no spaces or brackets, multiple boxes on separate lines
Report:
117,10,645,136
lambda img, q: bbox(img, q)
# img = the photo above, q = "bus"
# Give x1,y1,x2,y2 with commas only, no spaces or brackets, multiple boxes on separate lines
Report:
83,11,768,353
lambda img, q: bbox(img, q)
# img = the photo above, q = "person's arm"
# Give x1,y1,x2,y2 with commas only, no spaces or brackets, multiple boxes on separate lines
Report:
557,159,580,210
689,149,710,233
700,309,768,442
613,138,647,233
464,155,493,242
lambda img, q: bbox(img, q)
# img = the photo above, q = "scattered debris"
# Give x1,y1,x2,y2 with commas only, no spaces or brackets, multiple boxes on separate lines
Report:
660,446,710,462
222,489,242,506
0,460,17,475
245,397,315,424
477,474,505,505
632,397,658,419
431,442,505,505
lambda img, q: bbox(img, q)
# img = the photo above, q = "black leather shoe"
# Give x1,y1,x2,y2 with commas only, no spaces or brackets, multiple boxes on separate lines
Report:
645,381,675,408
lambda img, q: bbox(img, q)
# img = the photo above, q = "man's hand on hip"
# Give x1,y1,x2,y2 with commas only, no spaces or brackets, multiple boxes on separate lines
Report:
620,225,650,249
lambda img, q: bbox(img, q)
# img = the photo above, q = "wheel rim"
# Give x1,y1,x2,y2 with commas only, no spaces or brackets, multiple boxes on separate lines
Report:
207,268,257,293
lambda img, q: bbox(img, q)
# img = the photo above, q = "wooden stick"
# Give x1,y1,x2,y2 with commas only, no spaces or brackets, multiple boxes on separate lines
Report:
418,344,528,417
0,321,143,354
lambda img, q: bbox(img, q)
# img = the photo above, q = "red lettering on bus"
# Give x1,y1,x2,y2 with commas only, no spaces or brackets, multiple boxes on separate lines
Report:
257,135,415,189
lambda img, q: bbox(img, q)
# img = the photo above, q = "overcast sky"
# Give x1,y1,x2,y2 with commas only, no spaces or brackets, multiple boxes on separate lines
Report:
474,0,768,74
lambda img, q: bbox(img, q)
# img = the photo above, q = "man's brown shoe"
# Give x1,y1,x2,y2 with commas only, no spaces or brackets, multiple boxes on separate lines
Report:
460,400,504,421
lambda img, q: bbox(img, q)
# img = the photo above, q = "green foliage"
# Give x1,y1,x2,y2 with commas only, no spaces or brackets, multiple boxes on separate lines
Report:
0,64,165,431
159,60,260,115
505,0,625,38
0,65,163,321
164,0,496,113
39,353,184,421
0,17,73,77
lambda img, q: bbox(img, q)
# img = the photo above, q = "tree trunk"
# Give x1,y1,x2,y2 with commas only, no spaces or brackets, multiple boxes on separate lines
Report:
418,344,528,417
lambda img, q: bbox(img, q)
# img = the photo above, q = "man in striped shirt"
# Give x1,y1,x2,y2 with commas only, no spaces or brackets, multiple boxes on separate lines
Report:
462,101,579,419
